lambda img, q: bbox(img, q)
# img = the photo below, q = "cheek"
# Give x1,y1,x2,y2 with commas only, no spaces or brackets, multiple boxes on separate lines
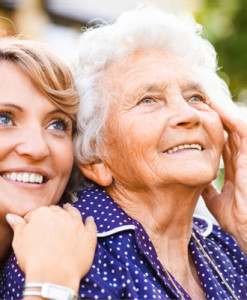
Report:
55,140,74,177
0,132,18,157
104,110,164,173
65,149,74,176
103,120,141,174
207,115,224,152
126,112,163,144
117,119,158,159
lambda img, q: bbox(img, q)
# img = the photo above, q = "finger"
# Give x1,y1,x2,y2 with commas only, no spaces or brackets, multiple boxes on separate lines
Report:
210,102,247,138
222,142,234,182
49,205,64,212
6,213,27,231
24,206,50,222
85,216,97,246
201,183,226,223
63,203,83,222
219,179,235,200
238,137,247,167
201,183,219,209
227,132,239,173
85,216,97,232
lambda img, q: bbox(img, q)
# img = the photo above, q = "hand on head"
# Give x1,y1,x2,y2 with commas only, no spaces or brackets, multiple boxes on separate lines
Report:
202,102,247,254
6,205,97,292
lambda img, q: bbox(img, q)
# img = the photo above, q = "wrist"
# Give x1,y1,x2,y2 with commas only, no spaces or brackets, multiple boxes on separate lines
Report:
25,271,80,294
23,282,79,300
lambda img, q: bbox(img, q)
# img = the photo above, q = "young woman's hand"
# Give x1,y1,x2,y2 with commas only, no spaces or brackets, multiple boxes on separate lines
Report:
6,204,97,293
202,102,247,255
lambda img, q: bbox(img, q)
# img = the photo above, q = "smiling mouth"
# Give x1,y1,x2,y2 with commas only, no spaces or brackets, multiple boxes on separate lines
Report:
1,172,46,184
164,143,203,154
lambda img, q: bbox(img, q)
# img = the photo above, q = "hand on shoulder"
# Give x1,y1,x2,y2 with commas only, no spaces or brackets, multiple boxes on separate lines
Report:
6,204,97,293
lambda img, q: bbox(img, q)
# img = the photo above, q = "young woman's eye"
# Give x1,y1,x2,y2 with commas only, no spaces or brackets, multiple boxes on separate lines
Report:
188,96,204,103
47,119,71,132
140,98,155,104
0,112,14,126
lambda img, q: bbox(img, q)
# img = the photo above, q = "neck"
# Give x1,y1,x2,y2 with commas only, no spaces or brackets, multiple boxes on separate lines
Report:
106,183,203,235
0,218,13,265
105,183,204,282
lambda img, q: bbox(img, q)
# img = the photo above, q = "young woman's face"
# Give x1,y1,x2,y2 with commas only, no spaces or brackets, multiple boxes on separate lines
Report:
0,62,74,218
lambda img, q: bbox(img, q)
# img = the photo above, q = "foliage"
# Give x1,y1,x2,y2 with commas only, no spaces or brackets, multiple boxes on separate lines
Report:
195,0,247,104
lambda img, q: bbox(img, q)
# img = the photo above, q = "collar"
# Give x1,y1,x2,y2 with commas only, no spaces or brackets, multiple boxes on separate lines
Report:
73,185,213,238
73,185,136,237
192,214,213,237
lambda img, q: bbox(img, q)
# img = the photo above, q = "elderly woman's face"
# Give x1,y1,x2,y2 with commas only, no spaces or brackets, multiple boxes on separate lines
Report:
101,50,224,189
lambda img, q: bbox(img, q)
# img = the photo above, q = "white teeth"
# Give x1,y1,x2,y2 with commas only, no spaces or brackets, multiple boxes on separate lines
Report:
38,175,43,184
30,173,35,183
165,143,202,154
23,173,29,183
10,173,17,181
2,172,44,184
17,173,22,182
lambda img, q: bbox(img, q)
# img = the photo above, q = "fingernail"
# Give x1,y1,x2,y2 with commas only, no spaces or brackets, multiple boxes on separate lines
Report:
6,213,16,226
86,216,96,230
86,216,95,223
63,203,72,208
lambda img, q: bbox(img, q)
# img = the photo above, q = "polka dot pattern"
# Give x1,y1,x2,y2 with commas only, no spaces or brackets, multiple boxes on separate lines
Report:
1,185,247,299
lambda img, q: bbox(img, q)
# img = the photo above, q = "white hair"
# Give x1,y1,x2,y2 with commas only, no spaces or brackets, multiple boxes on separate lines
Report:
74,5,234,167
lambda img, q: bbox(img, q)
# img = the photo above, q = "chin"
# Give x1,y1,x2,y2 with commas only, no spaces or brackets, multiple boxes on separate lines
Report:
7,199,42,217
9,206,33,217
176,166,219,187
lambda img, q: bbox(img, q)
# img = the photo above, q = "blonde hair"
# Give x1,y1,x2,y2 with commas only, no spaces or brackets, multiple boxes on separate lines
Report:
0,37,79,130
0,37,80,202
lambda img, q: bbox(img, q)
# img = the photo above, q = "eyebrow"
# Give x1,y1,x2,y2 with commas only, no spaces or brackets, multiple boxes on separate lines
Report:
133,81,205,93
145,84,165,92
0,103,23,111
130,83,168,94
0,105,72,120
183,82,205,92
47,109,72,120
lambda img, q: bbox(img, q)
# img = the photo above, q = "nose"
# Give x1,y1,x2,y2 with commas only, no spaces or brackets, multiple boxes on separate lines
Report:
15,127,49,160
168,100,202,129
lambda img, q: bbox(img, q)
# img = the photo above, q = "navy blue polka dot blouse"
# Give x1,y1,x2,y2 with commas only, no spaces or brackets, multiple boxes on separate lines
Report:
1,185,247,299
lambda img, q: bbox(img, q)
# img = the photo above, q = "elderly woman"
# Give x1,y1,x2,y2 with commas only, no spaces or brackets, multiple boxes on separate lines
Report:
72,7,247,299
2,6,247,300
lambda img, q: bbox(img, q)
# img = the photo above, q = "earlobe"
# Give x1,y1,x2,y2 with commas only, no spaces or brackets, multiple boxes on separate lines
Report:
78,162,113,187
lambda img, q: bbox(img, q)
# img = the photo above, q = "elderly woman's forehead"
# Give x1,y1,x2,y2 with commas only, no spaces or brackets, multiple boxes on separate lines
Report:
108,49,186,71
101,50,203,92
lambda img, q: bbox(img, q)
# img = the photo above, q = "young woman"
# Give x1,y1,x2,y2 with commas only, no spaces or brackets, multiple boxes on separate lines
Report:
0,37,97,299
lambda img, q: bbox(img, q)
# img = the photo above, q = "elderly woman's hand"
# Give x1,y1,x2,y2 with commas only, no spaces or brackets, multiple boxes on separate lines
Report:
202,102,247,255
6,205,97,293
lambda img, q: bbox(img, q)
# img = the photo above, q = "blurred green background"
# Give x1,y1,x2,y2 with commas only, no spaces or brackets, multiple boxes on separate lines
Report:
195,0,247,191
195,0,247,105
0,0,247,106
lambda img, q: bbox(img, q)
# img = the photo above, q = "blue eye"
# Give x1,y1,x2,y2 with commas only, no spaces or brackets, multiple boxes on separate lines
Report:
48,120,65,131
140,98,154,104
0,112,13,126
47,119,71,132
188,96,203,103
